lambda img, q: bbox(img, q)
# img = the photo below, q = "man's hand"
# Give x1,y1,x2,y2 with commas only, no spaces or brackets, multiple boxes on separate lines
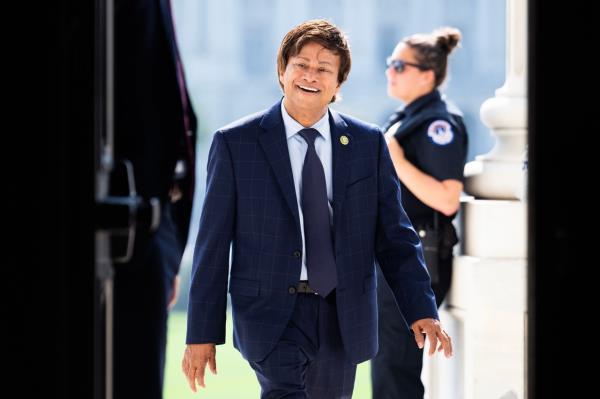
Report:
181,344,217,392
411,318,453,358
167,275,180,311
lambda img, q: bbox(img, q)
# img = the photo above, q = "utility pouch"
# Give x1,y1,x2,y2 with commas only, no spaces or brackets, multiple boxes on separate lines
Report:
418,215,460,284
417,213,441,284
418,226,440,284
439,221,459,260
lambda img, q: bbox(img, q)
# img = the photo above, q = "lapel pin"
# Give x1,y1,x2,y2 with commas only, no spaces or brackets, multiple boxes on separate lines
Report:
340,135,349,145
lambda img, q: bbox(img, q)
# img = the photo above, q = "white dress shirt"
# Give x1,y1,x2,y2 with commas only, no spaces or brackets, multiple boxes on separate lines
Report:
281,100,333,281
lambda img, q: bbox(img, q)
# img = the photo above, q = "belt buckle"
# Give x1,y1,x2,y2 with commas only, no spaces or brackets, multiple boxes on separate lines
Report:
298,281,318,295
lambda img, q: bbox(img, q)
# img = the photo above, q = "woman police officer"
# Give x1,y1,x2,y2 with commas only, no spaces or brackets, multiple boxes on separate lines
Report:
371,27,468,399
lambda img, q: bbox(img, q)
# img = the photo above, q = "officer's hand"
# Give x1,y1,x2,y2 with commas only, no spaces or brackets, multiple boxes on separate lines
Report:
181,343,217,392
411,318,453,358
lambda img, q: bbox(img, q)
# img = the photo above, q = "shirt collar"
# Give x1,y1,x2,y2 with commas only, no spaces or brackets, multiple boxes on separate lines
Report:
403,89,442,117
281,100,331,142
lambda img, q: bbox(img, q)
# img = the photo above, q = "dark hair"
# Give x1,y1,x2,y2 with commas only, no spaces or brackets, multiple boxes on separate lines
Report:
277,19,351,102
403,27,461,88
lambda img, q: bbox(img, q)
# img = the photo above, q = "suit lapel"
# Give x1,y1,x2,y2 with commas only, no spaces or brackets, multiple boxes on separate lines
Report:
329,109,352,222
258,101,301,231
257,104,353,236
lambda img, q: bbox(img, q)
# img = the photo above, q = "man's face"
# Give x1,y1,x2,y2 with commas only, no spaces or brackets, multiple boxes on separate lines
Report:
279,41,341,114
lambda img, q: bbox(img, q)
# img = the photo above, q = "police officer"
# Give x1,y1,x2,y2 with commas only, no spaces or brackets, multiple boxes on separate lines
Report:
371,27,467,399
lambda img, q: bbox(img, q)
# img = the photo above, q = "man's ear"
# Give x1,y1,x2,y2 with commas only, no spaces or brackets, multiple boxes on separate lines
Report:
331,84,342,103
279,68,286,87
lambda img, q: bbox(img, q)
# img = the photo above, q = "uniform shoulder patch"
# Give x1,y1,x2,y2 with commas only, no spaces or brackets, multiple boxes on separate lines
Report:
427,120,454,145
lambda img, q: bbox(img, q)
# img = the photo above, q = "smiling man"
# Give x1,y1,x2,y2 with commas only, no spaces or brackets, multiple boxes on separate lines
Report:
182,19,452,398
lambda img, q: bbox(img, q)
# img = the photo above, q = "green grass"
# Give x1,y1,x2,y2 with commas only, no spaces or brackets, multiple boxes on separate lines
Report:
164,310,372,398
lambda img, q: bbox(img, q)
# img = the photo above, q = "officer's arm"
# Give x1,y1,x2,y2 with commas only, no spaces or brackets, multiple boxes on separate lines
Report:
385,130,463,216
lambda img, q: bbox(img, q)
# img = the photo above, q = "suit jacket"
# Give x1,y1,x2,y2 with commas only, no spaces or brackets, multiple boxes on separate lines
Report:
186,100,437,364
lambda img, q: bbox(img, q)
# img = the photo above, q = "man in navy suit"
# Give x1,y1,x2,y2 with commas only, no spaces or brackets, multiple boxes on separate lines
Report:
182,19,452,398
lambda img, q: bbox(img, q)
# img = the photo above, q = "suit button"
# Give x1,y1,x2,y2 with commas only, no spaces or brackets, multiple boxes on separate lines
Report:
293,250,301,259
288,286,297,295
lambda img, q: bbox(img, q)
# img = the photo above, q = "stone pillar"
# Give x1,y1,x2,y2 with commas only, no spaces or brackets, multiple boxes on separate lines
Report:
424,1,528,398
464,0,528,200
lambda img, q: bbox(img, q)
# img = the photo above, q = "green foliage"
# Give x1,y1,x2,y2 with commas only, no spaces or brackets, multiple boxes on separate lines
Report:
164,310,372,398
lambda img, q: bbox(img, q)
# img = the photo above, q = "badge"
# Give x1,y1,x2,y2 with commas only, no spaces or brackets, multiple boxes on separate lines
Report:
340,135,349,145
427,120,454,145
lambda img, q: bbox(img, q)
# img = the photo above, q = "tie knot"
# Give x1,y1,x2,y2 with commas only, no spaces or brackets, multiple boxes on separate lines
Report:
298,128,320,147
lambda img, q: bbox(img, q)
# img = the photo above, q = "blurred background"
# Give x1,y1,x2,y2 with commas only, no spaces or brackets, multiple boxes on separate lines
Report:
166,1,505,397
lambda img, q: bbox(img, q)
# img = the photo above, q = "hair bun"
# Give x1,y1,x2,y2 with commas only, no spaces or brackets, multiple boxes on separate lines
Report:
434,27,462,54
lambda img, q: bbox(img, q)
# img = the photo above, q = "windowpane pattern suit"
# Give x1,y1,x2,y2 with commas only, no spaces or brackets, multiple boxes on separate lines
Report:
186,100,437,395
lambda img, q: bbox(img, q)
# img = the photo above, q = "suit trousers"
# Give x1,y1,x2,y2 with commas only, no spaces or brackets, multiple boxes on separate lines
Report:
371,257,452,399
249,291,357,399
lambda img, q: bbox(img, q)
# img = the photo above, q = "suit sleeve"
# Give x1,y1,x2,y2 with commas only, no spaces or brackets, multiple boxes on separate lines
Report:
186,131,236,345
374,130,439,325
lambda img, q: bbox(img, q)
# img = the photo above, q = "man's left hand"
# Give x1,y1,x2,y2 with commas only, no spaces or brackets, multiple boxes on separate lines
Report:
411,318,453,358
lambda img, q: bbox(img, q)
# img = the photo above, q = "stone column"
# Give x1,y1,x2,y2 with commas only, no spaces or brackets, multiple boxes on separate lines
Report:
464,0,528,200
425,1,528,398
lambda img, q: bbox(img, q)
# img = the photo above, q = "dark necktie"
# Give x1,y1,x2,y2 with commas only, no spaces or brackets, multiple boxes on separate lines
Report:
298,128,337,297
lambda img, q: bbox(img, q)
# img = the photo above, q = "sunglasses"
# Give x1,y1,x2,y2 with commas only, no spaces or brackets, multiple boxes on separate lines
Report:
386,57,428,73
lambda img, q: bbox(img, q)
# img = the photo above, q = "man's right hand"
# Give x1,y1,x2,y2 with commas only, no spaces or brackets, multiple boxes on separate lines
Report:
181,343,217,392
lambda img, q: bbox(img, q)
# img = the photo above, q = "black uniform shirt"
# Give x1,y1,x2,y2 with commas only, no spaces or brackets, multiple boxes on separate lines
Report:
383,90,468,224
